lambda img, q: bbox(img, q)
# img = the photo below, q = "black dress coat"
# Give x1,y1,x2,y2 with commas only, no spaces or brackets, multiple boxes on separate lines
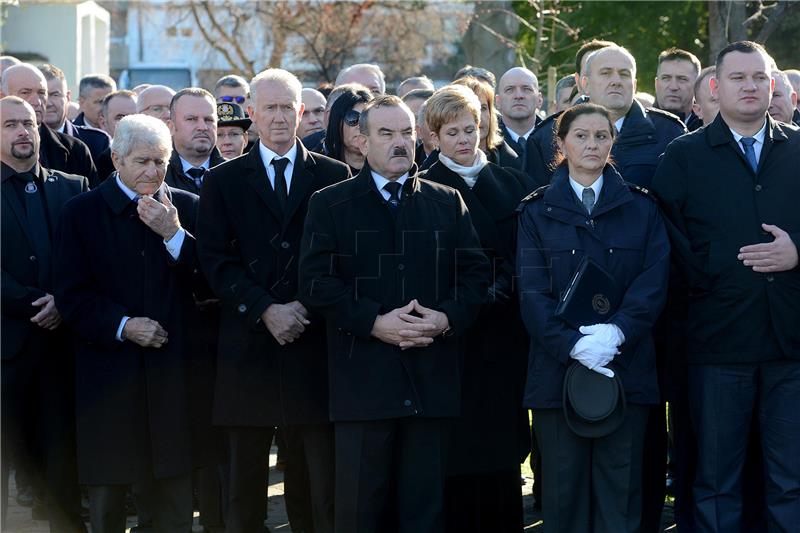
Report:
53,177,199,484
62,120,111,163
164,147,225,196
38,124,99,187
517,164,670,408
196,140,351,427
523,100,686,189
298,163,490,421
422,161,531,473
651,114,800,364
486,139,522,171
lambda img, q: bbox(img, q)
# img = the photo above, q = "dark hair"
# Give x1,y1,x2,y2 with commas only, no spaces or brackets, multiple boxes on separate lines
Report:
658,47,702,76
552,103,616,169
102,89,137,119
359,94,411,135
317,82,334,99
169,87,215,120
575,39,616,75
78,74,116,98
716,41,771,73
454,64,497,88
693,66,716,95
326,85,373,162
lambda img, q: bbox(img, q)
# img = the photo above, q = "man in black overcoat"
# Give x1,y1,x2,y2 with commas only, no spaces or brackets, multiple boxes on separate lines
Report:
196,69,350,533
652,41,800,533
299,95,490,533
1,96,88,532
53,114,199,533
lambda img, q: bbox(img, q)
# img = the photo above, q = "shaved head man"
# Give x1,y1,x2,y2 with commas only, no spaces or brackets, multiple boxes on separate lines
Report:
496,67,542,146
335,63,386,95
138,85,176,123
298,88,327,138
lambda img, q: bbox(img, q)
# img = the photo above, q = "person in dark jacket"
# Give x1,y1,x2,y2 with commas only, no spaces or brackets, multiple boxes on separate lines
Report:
323,84,373,173
453,76,523,170
523,45,685,190
197,69,351,533
651,41,800,533
517,103,670,533
299,95,490,533
421,85,531,533
53,114,198,533
1,96,88,533
653,48,703,131
496,67,543,158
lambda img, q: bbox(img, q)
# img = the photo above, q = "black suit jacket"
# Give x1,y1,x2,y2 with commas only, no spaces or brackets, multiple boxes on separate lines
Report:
39,124,98,187
299,163,490,421
197,140,351,426
164,147,226,195
652,114,800,364
53,177,199,484
62,120,110,162
1,163,88,359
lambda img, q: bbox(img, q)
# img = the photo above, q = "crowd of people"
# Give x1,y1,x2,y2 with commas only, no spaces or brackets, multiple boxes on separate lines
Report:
0,35,798,533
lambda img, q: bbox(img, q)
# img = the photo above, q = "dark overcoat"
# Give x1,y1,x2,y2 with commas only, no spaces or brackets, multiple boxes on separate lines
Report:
298,164,490,421
517,164,670,408
422,161,531,473
38,124,99,187
53,177,199,484
651,114,800,364
164,146,225,196
196,140,350,427
522,100,685,189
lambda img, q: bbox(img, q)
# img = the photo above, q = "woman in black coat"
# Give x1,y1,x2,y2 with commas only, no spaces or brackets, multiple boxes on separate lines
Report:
422,84,531,533
323,84,372,174
516,103,670,533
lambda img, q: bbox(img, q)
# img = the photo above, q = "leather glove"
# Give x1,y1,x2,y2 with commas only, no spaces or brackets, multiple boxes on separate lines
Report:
570,335,617,378
579,323,625,348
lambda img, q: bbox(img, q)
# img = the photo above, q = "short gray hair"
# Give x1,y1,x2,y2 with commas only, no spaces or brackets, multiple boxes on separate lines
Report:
772,70,796,96
78,74,116,98
585,45,638,77
213,74,250,98
249,68,302,108
112,114,172,159
336,64,386,94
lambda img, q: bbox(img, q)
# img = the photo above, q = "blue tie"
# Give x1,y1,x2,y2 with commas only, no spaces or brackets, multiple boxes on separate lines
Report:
384,181,402,214
740,137,758,172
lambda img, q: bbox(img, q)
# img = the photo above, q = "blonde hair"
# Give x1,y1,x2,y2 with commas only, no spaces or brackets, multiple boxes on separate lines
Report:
250,68,302,108
424,85,481,136
452,76,503,150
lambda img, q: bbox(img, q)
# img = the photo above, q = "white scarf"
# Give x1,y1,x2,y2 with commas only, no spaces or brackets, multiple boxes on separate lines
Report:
438,150,488,188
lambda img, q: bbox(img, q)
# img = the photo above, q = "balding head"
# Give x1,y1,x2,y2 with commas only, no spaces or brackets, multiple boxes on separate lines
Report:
769,70,797,124
1,96,40,172
583,46,638,120
137,85,175,123
496,67,542,129
299,88,327,138
0,55,21,77
785,69,800,113
0,64,48,125
336,64,385,95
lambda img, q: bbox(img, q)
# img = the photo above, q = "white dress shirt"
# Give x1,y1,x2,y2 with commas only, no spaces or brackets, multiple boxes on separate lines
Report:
614,117,625,134
371,171,409,201
569,173,604,209
179,156,211,175
115,175,186,341
505,124,536,145
259,141,298,193
729,119,767,164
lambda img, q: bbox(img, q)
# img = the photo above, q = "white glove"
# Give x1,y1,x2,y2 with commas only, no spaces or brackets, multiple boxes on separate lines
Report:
579,323,625,349
570,334,617,378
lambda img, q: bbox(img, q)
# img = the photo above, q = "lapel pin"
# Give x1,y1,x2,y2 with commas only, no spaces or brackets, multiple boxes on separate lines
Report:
24,182,38,193
48,177,55,182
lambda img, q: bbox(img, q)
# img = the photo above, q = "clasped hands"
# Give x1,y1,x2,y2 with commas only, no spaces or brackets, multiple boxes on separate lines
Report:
137,194,181,240
263,301,311,346
371,299,449,350
570,323,625,378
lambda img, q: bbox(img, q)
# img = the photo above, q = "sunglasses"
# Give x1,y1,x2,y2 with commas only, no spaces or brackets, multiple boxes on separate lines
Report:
219,95,246,104
344,109,361,127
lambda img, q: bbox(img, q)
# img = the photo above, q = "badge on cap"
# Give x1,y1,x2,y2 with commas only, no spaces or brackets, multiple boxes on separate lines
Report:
24,182,38,193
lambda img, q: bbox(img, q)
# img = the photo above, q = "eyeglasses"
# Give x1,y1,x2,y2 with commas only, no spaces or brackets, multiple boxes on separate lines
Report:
219,95,246,104
344,109,361,127
142,104,169,115
217,131,244,140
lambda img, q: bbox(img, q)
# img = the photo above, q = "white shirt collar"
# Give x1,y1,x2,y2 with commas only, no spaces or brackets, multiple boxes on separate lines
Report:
568,173,604,205
259,140,298,169
179,155,211,175
115,174,139,201
729,119,767,145
57,123,66,134
371,170,409,200
614,117,625,134
505,123,536,144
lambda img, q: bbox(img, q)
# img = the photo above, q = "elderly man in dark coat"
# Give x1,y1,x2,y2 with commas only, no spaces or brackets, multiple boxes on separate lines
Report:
53,114,199,533
299,95,490,533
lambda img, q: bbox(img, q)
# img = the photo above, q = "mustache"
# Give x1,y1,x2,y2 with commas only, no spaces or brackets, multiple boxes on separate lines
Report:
392,147,409,157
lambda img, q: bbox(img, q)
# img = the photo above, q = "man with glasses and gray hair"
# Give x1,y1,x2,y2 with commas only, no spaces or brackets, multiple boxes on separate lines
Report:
137,84,176,123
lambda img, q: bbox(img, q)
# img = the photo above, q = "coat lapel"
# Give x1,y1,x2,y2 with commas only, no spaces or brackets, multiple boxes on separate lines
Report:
283,141,318,226
1,175,37,251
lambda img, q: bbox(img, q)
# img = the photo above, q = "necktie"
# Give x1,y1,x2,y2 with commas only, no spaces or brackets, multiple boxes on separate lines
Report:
384,181,402,215
17,171,52,290
740,137,758,172
186,167,205,190
518,136,527,159
582,187,596,215
271,158,289,212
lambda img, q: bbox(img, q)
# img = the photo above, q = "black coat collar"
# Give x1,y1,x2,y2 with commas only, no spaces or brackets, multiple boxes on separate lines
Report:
618,100,655,138
99,173,173,215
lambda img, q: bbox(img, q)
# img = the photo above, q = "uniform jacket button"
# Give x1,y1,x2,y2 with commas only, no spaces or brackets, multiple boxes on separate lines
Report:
29,255,36,261
238,304,247,313
281,241,290,249
403,400,412,407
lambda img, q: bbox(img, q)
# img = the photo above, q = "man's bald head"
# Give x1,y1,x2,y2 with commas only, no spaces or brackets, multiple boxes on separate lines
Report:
137,84,176,123
0,63,48,125
496,67,542,129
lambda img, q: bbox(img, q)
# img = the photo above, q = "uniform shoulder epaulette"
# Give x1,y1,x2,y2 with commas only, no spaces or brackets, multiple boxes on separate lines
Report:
533,111,561,132
646,107,685,127
517,184,550,210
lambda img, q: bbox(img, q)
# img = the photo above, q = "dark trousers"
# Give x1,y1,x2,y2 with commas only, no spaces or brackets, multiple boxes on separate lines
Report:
334,417,450,533
87,474,192,533
640,404,667,533
669,395,698,533
444,467,524,533
224,426,275,533
195,465,224,531
535,406,648,533
282,424,335,533
689,361,800,533
1,336,84,532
